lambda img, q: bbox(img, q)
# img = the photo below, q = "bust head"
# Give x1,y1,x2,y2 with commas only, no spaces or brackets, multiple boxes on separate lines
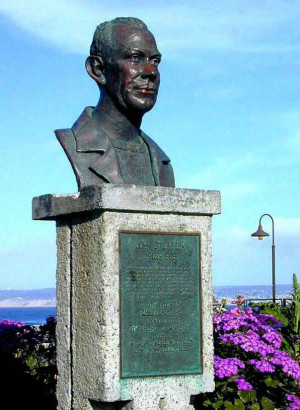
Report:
55,17,175,190
86,17,161,117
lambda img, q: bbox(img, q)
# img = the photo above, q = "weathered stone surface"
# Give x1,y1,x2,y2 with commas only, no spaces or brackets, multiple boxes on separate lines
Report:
32,184,221,220
56,222,72,410
64,212,214,409
36,186,219,409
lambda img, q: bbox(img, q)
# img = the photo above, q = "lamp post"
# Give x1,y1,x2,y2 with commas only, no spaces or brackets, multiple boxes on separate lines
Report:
251,214,276,303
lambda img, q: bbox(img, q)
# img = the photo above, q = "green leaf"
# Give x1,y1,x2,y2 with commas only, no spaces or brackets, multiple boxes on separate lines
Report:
261,397,275,410
212,400,224,408
261,304,288,325
238,390,257,403
224,399,245,410
234,399,245,410
264,376,281,388
203,399,212,404
26,355,37,369
215,381,227,387
250,404,260,410
220,384,228,392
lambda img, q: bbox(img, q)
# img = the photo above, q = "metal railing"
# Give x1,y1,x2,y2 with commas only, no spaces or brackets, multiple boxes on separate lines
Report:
246,298,292,307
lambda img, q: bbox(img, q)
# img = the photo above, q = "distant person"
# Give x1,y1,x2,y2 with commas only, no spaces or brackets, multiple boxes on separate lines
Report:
55,17,175,190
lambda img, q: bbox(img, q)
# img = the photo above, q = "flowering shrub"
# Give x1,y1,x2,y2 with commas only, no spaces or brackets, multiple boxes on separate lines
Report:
0,318,26,328
286,393,300,410
1,306,299,409
251,274,300,361
231,295,246,309
194,304,300,409
0,317,56,410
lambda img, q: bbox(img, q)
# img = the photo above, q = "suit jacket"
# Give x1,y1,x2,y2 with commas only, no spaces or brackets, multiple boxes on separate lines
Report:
55,107,175,190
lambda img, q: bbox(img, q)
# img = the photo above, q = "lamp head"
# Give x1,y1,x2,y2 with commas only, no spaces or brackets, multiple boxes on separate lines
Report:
251,224,269,240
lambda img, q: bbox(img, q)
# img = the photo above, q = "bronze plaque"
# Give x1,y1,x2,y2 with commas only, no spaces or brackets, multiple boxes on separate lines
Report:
120,232,202,378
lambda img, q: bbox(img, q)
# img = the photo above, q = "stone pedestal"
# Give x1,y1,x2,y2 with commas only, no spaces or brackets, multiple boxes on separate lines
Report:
33,185,221,410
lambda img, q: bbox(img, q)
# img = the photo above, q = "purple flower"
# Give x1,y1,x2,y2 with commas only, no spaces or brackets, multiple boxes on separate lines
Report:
213,309,300,386
262,328,282,348
214,356,245,379
234,376,253,391
270,352,300,385
230,307,241,315
220,330,275,356
0,319,26,328
214,309,282,336
286,394,300,410
0,319,26,337
250,358,275,373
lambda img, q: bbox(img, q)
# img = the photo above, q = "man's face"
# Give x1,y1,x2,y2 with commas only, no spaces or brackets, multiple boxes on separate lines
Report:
103,25,161,115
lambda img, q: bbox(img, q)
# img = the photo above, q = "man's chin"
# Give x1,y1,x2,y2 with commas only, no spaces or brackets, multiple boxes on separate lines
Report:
127,96,157,113
114,94,157,117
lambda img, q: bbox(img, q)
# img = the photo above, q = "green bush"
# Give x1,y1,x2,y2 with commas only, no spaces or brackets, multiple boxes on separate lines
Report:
2,278,300,409
193,291,300,409
251,274,300,360
0,316,57,409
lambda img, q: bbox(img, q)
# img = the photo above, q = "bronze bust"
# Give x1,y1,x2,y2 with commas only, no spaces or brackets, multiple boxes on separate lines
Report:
56,17,175,190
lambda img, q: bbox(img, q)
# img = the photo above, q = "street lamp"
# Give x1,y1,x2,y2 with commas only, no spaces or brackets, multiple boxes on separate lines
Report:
251,214,276,303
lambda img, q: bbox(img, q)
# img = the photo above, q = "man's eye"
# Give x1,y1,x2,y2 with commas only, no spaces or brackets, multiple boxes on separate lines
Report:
130,55,141,62
151,58,160,67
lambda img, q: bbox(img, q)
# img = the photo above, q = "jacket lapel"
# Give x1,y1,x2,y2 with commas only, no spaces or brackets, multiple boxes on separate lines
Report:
72,107,173,186
140,131,171,186
72,107,123,184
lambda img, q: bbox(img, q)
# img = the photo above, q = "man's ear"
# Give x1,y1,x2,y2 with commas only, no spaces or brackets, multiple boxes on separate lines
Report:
85,55,106,86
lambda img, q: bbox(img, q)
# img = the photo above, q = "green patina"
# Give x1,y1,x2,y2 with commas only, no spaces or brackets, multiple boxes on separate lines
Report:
120,232,202,378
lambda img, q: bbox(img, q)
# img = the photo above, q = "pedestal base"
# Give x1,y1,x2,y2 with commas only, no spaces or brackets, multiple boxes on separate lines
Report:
33,185,221,410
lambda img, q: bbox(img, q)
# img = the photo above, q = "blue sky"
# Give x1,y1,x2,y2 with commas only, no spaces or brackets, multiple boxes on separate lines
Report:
0,0,299,290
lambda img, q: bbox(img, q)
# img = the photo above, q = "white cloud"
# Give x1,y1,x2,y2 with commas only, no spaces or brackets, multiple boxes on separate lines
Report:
0,0,299,56
215,217,300,240
276,217,300,238
186,153,261,186
281,111,300,153
287,133,300,152
221,182,258,203
0,239,56,289
212,216,300,286
179,154,261,204
214,224,250,241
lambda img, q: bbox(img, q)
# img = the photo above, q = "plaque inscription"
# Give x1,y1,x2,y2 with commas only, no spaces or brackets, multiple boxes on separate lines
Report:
120,232,202,378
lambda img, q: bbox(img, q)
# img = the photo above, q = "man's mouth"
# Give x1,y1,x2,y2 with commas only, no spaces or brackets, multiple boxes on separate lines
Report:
136,87,156,94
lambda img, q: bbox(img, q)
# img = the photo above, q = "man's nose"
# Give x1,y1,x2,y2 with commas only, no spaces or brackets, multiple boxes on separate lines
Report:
141,61,157,80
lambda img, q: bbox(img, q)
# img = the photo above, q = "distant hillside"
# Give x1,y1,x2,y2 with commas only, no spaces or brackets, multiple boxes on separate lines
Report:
0,288,56,301
0,285,292,307
0,288,56,307
214,284,291,302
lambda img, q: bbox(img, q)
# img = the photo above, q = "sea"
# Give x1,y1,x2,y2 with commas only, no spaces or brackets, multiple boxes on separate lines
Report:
0,307,56,326
0,284,293,326
214,284,292,302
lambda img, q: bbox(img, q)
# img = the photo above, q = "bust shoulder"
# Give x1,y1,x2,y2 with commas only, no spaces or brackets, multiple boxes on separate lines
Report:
55,108,175,189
